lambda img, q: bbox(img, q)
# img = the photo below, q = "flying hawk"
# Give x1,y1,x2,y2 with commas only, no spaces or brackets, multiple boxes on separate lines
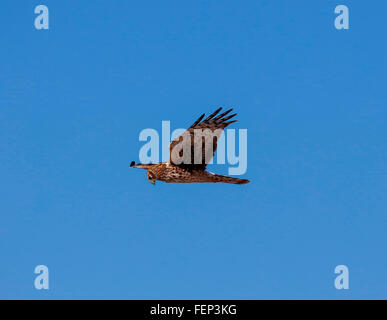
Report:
130,107,250,185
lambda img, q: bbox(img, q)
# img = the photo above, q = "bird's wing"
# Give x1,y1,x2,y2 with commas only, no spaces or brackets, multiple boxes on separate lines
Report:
169,107,237,170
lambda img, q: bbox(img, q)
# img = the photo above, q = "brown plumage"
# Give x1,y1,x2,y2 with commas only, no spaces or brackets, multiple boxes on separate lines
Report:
130,108,250,185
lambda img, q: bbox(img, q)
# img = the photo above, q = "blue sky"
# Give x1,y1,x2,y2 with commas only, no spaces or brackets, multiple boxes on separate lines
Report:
1,1,386,299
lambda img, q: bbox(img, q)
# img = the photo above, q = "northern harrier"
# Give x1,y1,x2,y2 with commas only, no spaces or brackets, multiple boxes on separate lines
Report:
130,107,250,185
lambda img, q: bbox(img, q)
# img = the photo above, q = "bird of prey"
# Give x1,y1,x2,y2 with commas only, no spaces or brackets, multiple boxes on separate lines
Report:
130,107,250,185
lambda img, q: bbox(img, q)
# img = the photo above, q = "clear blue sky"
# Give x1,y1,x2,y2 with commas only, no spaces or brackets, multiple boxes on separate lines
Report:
1,1,386,299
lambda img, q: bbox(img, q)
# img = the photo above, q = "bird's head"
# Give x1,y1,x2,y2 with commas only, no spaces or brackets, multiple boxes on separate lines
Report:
130,161,158,185
147,170,157,185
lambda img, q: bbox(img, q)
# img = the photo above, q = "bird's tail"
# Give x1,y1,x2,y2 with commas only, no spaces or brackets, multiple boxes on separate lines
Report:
207,173,250,185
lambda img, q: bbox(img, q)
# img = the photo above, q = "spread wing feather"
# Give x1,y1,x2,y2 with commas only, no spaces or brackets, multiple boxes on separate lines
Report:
169,108,237,171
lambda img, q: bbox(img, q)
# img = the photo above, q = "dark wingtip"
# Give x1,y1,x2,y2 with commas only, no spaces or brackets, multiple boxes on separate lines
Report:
190,113,205,128
213,108,233,121
222,113,237,122
130,161,135,167
223,120,237,127
238,179,250,185
204,107,223,122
